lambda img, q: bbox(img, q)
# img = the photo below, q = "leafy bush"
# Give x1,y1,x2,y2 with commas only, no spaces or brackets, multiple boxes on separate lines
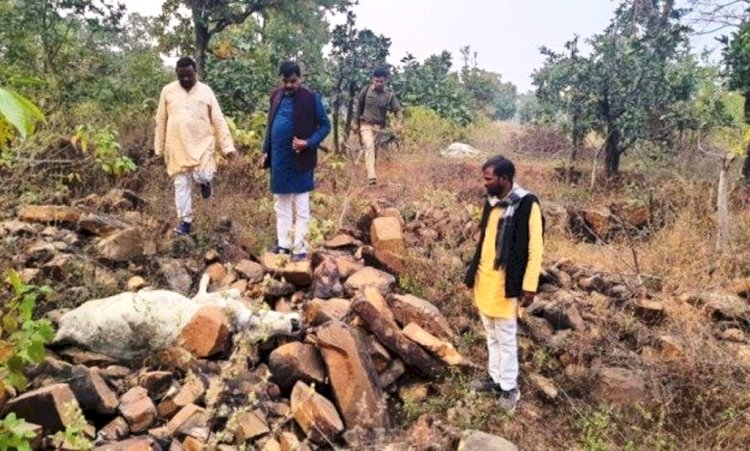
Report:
403,106,463,152
0,270,54,392
71,125,136,177
0,413,36,451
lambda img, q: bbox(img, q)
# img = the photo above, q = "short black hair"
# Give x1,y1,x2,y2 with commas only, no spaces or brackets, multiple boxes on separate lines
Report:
176,56,196,70
373,67,389,78
482,155,515,181
278,60,301,77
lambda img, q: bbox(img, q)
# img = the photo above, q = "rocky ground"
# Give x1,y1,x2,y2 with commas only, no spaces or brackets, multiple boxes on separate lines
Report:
0,154,749,450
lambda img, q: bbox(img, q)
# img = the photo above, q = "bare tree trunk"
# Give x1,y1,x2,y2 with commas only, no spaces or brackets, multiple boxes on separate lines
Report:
716,155,735,252
605,126,621,179
193,20,210,80
743,91,750,184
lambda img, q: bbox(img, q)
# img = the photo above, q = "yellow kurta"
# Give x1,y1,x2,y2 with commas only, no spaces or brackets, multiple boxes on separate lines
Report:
474,202,544,319
154,81,235,177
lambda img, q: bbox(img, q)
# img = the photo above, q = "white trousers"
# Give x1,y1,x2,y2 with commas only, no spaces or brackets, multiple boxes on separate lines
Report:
273,192,311,254
480,309,519,391
360,123,382,180
174,168,213,223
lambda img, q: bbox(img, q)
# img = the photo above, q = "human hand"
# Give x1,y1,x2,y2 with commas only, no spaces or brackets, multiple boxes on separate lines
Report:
292,137,308,153
258,153,268,169
520,291,535,308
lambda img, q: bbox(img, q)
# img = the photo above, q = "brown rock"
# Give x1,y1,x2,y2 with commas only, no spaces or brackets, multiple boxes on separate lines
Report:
402,323,466,366
314,321,390,430
290,381,344,444
138,371,174,398
181,436,206,451
234,410,270,442
161,260,192,295
377,358,406,388
334,255,365,279
720,328,746,343
278,431,306,451
204,249,220,263
373,248,406,274
3,383,80,433
657,335,683,360
528,373,558,401
19,205,81,223
611,201,650,229
68,366,119,414
688,292,750,323
592,367,647,406
99,416,130,442
166,404,208,436
98,228,144,262
364,335,392,373
344,266,395,296
269,342,326,388
325,234,362,248
303,298,350,327
371,216,404,254
311,257,343,299
179,306,231,358
205,262,227,284
351,294,443,377
127,276,147,291
580,208,613,239
235,259,265,283
542,301,585,330
632,298,666,322
230,279,248,293
93,436,158,451
100,365,132,379
362,286,395,323
261,252,313,286
729,278,750,298
390,294,455,340
408,415,452,450
157,377,205,419
59,348,119,367
119,386,156,433
458,430,518,451
78,213,132,237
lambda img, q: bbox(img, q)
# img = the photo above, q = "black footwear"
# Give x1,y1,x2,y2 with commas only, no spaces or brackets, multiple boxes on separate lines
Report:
174,221,192,235
469,377,502,394
200,182,212,199
498,387,521,413
368,178,377,186
291,253,308,262
272,245,291,255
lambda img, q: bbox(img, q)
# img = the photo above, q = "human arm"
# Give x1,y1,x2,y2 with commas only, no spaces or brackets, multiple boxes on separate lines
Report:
521,202,544,307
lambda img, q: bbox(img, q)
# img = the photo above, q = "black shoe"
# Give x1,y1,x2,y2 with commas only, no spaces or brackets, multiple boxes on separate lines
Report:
291,253,308,262
498,387,520,413
469,377,502,394
272,245,291,255
174,221,192,235
368,178,377,186
200,182,212,199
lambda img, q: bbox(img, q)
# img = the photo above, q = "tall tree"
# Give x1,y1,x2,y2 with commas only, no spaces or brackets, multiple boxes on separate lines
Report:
157,0,351,78
460,47,518,120
721,21,750,181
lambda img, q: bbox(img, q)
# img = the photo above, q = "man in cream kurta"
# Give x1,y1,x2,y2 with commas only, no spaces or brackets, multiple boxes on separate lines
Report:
154,56,236,235
464,155,544,413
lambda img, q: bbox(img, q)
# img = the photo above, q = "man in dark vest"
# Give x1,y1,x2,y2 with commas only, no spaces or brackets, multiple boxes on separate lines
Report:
464,155,544,413
261,61,331,261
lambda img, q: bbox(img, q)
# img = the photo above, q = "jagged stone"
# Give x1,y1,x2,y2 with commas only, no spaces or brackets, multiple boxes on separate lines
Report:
157,377,205,419
314,321,389,430
235,259,265,283
78,212,132,237
3,384,80,433
165,404,208,436
351,293,443,377
261,252,313,286
98,416,130,442
234,410,270,442
334,255,365,279
179,306,231,358
19,205,81,223
402,323,467,366
592,367,647,406
344,266,395,296
68,366,119,414
377,359,405,388
528,373,558,401
119,386,156,433
290,381,344,444
458,430,517,451
268,342,326,388
324,234,361,248
93,436,158,451
98,228,144,262
138,371,175,398
390,294,454,340
303,298,350,327
160,260,193,295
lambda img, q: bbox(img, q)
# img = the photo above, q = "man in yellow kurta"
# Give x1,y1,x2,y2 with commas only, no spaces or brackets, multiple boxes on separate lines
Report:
154,56,237,235
464,155,544,413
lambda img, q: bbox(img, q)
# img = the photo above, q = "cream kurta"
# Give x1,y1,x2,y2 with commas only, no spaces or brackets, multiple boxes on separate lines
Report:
154,81,235,177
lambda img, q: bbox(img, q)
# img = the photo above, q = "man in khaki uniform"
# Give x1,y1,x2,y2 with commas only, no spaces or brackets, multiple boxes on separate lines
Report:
154,56,237,235
352,67,403,186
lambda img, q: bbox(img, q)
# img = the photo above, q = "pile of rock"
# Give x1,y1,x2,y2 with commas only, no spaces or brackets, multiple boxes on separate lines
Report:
0,202,477,450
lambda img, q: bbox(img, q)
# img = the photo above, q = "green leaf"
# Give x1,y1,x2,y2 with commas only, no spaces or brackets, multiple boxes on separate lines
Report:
0,88,44,139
